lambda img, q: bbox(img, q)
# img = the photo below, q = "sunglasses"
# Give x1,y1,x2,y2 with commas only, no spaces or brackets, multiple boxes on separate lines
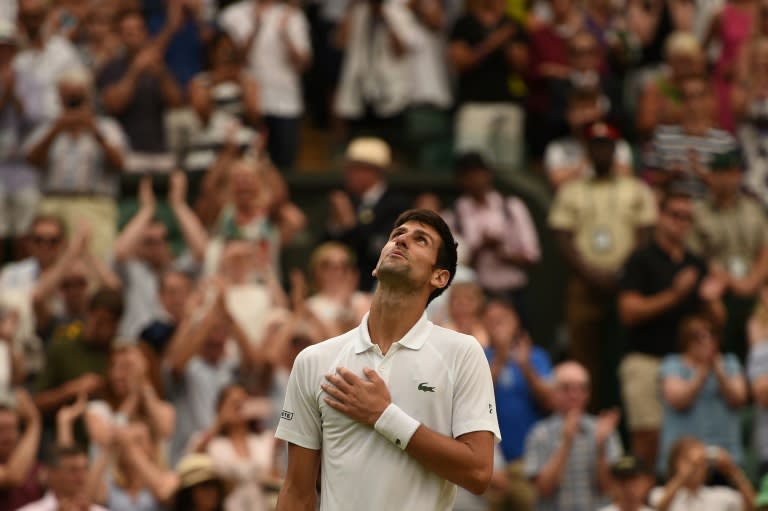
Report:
31,235,63,246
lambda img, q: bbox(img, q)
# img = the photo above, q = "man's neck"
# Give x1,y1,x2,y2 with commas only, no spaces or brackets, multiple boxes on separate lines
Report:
713,192,738,209
655,232,684,261
368,286,426,355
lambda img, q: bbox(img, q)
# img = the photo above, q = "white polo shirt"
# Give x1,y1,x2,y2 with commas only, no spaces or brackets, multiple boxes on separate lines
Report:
275,312,501,511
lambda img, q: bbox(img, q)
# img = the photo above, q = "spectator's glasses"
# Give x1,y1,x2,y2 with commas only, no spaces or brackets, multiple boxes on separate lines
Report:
663,209,693,223
556,382,589,392
31,234,63,246
320,260,351,271
686,329,713,342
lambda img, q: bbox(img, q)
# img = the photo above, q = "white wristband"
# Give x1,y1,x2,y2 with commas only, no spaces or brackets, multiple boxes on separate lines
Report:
374,403,420,450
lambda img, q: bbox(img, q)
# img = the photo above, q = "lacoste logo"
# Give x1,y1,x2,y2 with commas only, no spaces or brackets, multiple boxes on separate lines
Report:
281,410,294,421
418,382,436,392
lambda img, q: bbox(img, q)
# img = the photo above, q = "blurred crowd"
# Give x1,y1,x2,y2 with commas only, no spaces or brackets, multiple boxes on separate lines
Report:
5,0,768,511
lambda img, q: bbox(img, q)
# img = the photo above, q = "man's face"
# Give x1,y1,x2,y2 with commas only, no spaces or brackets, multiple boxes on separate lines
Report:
83,308,118,347
613,475,653,507
569,34,600,72
0,410,19,461
138,223,170,269
159,273,192,322
553,365,590,413
49,454,89,499
707,168,743,199
459,168,492,198
658,197,694,243
374,221,446,293
343,162,381,197
681,80,713,122
119,14,149,53
60,264,89,312
586,138,616,176
28,220,66,268
18,0,48,38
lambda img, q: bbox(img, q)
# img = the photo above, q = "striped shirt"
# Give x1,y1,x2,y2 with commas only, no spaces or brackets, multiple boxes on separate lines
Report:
524,414,622,511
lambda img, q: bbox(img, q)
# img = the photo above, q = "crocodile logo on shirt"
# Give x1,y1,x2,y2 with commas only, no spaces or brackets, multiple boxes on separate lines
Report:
418,382,436,392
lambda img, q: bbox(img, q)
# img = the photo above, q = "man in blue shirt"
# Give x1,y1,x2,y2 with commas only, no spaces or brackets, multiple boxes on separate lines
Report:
484,299,554,511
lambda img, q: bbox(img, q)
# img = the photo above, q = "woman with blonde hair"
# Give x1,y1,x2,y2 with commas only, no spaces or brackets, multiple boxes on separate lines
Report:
304,241,371,337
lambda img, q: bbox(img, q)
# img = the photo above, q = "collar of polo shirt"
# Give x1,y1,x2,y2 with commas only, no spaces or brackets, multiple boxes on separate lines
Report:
354,312,432,354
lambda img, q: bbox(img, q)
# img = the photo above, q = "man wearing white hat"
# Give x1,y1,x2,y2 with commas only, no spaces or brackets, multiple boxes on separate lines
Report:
326,137,410,291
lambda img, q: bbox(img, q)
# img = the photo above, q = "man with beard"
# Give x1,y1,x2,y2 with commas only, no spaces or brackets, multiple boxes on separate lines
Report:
275,209,500,510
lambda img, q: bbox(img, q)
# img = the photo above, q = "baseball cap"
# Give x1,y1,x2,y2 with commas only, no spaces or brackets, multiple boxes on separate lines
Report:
583,121,621,142
610,456,651,480
176,454,221,490
0,19,17,45
345,137,391,169
709,148,745,172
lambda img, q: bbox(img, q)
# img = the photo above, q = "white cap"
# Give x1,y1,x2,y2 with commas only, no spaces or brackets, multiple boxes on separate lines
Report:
345,137,391,170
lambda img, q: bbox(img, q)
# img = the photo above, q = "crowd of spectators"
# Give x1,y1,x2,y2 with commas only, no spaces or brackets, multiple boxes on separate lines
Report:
5,0,768,510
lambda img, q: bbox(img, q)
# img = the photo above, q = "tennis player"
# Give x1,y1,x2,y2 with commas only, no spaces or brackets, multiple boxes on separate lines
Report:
275,209,501,510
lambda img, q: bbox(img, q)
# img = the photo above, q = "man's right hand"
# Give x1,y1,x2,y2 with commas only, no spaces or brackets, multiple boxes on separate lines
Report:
67,373,104,397
562,409,581,442
328,190,356,229
672,266,699,299
132,47,163,75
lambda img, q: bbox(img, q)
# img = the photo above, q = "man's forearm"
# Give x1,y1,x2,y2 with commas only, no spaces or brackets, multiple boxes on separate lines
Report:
34,385,75,414
403,427,494,495
102,68,141,114
534,436,573,497
520,364,554,411
1,417,41,486
276,483,318,511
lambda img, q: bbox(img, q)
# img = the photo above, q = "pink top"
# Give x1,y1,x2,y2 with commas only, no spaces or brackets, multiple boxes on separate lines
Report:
714,3,754,131
452,191,541,291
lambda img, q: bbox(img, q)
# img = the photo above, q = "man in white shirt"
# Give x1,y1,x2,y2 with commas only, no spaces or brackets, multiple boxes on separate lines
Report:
219,0,311,169
275,209,501,511
17,446,108,511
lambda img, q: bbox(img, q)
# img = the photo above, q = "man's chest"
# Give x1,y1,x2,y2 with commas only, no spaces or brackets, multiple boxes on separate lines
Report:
317,350,456,441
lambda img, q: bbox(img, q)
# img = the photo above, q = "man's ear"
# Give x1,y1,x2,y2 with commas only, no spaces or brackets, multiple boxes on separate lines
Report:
430,268,450,290
372,268,378,278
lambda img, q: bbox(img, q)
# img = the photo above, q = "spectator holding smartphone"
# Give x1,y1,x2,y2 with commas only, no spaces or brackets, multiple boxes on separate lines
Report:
650,437,755,511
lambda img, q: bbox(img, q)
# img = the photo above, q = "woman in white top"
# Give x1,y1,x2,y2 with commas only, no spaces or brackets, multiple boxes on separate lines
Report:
85,345,175,453
649,436,755,511
191,384,278,511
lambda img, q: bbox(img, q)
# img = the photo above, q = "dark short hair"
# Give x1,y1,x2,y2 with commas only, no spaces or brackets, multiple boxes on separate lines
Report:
392,209,458,304
88,288,125,319
677,314,719,352
44,445,88,468
158,269,193,293
660,181,694,211
454,152,492,177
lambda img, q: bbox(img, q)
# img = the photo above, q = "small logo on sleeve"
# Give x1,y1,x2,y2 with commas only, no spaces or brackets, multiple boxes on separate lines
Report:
418,382,436,392
281,410,294,421
489,404,494,414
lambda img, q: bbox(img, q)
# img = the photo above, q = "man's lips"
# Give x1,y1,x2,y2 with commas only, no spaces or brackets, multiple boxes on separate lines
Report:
388,249,406,260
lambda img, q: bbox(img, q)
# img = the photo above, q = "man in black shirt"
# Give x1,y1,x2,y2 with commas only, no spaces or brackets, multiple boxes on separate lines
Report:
617,186,726,470
448,0,527,172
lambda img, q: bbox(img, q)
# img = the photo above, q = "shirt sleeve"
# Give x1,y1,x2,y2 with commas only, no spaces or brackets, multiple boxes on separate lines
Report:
548,183,579,231
618,250,645,293
98,118,129,154
632,180,658,227
605,431,623,463
274,348,322,450
659,355,684,380
451,339,501,441
287,10,312,56
523,422,548,477
504,198,541,262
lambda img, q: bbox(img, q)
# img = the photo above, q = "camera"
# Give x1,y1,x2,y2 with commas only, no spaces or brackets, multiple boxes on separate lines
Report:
64,95,85,109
